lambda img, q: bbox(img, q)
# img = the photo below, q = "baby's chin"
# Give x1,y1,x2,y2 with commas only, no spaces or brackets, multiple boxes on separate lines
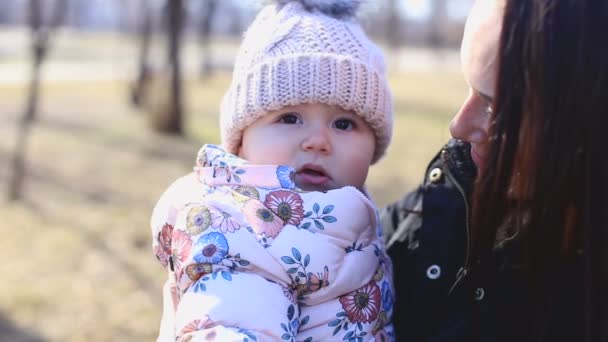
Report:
296,183,332,192
296,182,364,193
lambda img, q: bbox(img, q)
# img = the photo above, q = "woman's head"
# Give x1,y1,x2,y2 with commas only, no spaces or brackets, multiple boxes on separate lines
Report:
219,0,393,166
449,0,505,170
472,0,608,338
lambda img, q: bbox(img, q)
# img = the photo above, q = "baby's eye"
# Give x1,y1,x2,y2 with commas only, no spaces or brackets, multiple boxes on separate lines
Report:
333,118,356,131
278,113,301,124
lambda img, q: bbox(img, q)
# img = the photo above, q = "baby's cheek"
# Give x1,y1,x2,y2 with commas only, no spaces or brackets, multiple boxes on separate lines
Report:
342,154,372,189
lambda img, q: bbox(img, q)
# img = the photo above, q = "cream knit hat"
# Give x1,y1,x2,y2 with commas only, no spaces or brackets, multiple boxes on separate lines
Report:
220,0,393,163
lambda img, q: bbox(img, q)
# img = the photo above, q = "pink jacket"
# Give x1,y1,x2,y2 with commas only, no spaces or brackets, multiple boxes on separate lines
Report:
151,145,394,341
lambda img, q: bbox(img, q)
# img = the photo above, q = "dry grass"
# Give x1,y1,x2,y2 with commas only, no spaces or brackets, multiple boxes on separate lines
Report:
0,69,466,341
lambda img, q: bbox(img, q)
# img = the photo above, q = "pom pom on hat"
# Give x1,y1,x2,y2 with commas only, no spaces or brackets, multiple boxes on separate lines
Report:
275,0,362,19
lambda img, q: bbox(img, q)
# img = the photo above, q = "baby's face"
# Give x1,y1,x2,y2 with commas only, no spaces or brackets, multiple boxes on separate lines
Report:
238,103,375,192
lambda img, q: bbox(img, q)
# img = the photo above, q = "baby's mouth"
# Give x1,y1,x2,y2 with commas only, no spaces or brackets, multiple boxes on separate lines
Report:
300,168,325,177
295,165,330,189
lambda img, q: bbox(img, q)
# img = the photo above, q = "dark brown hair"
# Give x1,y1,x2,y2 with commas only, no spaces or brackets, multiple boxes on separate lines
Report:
471,0,607,340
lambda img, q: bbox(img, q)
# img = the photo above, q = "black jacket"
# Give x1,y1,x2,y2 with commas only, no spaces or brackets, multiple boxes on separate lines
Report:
381,139,476,341
381,140,584,342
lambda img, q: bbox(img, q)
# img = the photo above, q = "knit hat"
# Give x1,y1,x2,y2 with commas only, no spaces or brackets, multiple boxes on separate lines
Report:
220,0,393,163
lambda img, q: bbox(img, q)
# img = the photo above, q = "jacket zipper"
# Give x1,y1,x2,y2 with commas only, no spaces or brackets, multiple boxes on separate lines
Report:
440,149,472,293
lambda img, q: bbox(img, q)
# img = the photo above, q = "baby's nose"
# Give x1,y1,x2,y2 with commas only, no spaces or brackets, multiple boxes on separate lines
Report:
301,129,331,154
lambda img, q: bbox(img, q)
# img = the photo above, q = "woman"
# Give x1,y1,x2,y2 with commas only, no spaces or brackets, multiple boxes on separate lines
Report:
382,0,607,340
471,0,607,340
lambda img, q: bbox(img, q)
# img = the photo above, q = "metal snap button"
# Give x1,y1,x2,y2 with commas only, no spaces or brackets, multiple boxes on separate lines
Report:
426,265,441,279
474,287,485,301
428,168,443,183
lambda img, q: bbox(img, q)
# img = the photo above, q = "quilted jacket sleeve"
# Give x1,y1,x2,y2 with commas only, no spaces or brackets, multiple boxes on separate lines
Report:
151,174,197,341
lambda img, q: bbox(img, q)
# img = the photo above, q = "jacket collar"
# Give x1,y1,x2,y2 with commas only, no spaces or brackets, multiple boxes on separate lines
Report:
442,139,477,196
194,144,297,189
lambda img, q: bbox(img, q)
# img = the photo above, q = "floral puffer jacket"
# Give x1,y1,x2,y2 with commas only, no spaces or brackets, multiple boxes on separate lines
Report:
151,145,394,342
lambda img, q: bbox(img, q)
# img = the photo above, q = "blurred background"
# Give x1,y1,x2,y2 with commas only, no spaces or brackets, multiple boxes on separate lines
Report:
0,0,472,340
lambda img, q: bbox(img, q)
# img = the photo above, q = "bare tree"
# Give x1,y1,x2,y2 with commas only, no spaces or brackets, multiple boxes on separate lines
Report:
68,0,91,29
198,0,218,78
0,1,13,24
385,0,402,47
428,0,448,48
9,0,68,201
149,0,185,134
226,3,244,37
130,0,153,107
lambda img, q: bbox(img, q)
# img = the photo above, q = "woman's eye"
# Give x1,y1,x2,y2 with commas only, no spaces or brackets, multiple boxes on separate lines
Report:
485,104,494,116
333,118,355,131
278,113,301,124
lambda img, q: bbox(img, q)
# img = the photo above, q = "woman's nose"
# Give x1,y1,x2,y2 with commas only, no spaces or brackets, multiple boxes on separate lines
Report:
449,92,490,144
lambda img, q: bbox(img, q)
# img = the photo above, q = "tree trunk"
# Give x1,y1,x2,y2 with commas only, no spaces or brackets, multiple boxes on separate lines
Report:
198,0,217,78
9,0,68,201
428,0,448,48
130,0,153,107
150,0,184,134
385,0,402,48
9,48,43,201
0,1,13,24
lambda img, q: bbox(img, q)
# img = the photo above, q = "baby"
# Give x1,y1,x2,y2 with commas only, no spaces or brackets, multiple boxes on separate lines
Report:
151,1,394,341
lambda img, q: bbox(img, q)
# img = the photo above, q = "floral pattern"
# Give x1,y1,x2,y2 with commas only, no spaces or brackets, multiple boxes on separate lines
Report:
328,280,383,340
185,263,213,281
212,165,246,183
186,205,211,235
237,327,258,341
243,200,285,238
339,280,381,323
153,145,394,340
196,147,209,167
276,165,295,189
186,251,250,294
177,317,214,342
282,286,297,304
280,304,307,341
281,247,330,298
298,203,337,230
154,223,173,268
197,144,245,168
233,185,260,200
381,281,393,313
191,276,211,293
194,232,229,264
307,266,330,293
373,264,384,282
373,329,390,342
209,207,241,233
345,240,364,253
372,311,389,336
264,190,305,226
171,229,193,274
